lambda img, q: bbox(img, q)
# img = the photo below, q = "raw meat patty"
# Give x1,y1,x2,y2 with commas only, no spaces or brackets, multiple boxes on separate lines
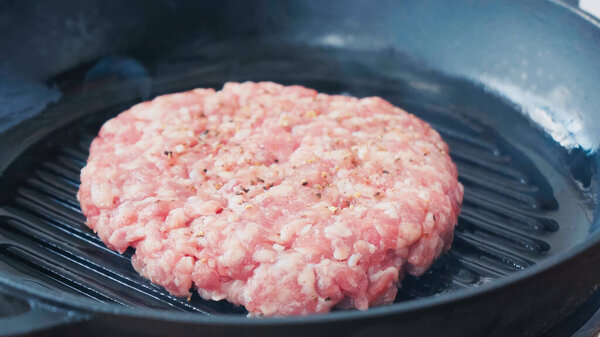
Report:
78,82,463,316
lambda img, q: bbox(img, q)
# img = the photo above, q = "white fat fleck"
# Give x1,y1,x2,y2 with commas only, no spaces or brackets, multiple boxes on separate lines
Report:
354,183,377,196
227,195,245,214
253,249,276,263
351,130,368,138
297,266,316,295
372,223,387,239
300,224,313,235
142,236,162,252
178,106,190,115
375,202,399,218
328,109,344,119
237,222,259,242
218,171,234,180
383,131,403,141
90,182,115,207
368,266,397,282
384,207,399,218
418,189,431,200
311,201,329,209
134,121,146,130
334,178,354,197
353,206,367,216
174,144,185,153
332,127,350,136
272,243,285,252
329,149,352,162
324,222,352,239
372,151,393,162
211,294,227,301
220,236,245,265
336,169,351,178
356,146,369,160
156,186,176,198
280,220,307,242
119,158,143,170
278,113,290,127
122,184,146,197
114,144,127,156
333,246,350,260
267,183,294,197
235,129,251,139
348,253,362,267
396,178,414,188
252,193,266,203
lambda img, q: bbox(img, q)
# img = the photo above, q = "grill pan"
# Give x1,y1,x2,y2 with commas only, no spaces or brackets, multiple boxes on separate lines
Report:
0,1,600,336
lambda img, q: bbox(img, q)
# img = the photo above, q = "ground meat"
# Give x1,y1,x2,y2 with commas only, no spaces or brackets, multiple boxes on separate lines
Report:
78,82,463,316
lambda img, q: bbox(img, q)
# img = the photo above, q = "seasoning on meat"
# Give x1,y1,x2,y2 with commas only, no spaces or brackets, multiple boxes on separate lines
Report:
78,82,464,317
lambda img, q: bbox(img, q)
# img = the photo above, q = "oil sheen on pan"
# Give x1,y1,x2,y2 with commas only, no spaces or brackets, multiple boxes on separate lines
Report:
77,82,464,316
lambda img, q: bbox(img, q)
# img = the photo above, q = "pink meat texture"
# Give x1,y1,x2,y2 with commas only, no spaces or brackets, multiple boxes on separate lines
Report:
78,82,463,316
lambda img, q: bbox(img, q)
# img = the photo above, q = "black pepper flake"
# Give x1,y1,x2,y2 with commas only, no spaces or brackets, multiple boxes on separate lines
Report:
164,151,173,158
301,180,308,186
201,129,209,135
236,185,250,194
382,170,389,174
324,297,331,301
374,192,381,198
256,177,265,183
345,200,351,207
316,193,322,198
433,215,436,221
274,158,279,163
203,168,208,173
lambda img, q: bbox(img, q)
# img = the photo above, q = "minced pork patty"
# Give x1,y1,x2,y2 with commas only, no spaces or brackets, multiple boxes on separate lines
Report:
78,82,463,316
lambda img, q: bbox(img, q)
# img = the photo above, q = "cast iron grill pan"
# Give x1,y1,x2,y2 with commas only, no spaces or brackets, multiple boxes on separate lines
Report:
0,45,569,316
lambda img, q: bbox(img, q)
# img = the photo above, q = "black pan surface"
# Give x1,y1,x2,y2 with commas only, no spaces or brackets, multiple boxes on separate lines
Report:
0,1,599,336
